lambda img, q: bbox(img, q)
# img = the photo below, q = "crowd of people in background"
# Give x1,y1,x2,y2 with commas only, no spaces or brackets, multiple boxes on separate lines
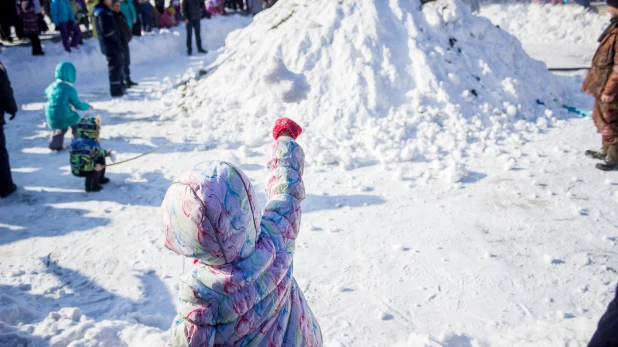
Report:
0,0,277,56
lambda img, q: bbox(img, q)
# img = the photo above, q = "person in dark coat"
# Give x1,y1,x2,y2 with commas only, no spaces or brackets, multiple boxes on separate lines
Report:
93,0,125,97
18,0,45,56
0,0,25,43
0,61,18,199
182,0,206,56
111,0,137,88
588,284,618,347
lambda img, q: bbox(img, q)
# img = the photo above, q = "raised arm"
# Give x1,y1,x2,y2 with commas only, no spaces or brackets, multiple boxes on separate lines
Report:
68,87,91,111
261,118,305,242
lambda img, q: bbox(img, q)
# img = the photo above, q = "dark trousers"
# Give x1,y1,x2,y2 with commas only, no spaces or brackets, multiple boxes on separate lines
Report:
84,156,106,191
49,126,77,150
140,3,153,32
58,21,81,52
0,123,15,194
107,52,125,97
122,44,131,83
27,34,43,55
186,19,202,54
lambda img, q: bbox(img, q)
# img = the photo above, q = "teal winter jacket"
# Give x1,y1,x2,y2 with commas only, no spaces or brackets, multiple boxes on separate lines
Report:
45,62,90,130
50,0,75,25
119,0,136,30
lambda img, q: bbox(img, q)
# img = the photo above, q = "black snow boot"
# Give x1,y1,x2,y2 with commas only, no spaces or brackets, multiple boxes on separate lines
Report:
126,80,138,87
586,150,606,160
0,183,17,198
586,142,608,160
596,144,618,171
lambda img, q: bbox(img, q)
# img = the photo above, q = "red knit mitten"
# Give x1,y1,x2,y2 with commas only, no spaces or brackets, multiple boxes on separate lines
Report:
272,118,303,140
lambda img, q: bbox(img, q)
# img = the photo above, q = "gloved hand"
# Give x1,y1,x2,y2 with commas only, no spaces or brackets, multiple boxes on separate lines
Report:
272,118,302,140
9,113,16,120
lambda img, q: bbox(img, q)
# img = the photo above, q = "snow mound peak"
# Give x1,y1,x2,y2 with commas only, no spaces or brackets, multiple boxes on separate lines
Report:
263,55,311,104
161,0,566,173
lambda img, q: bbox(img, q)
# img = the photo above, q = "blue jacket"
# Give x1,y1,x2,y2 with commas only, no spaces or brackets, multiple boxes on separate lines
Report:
50,0,75,25
45,62,90,130
93,3,122,55
119,0,136,30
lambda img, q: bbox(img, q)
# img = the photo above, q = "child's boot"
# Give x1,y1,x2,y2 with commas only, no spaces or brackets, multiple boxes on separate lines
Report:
596,144,618,171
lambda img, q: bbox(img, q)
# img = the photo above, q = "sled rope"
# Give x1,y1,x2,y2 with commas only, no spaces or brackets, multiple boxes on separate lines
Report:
105,142,173,167
548,67,590,71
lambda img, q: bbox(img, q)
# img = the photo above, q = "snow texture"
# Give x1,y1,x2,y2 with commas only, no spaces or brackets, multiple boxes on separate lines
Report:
480,3,607,45
0,2,616,347
158,0,568,177
263,55,311,104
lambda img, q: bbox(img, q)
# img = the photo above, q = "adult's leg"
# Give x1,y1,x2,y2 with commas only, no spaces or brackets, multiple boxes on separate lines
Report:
69,21,82,47
194,19,203,51
107,52,125,97
49,128,69,150
0,123,16,196
186,20,193,54
123,45,131,84
58,22,71,51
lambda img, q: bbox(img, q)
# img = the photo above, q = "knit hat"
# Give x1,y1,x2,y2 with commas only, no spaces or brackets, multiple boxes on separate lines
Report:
76,117,100,140
608,0,618,8
272,118,302,140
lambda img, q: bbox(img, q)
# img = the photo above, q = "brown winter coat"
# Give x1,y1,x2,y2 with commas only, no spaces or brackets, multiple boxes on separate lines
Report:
582,25,618,145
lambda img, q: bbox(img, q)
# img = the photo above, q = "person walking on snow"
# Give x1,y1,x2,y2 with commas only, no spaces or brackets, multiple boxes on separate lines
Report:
0,61,18,199
18,0,45,56
162,118,322,347
70,116,112,192
112,0,138,88
93,0,125,97
50,0,82,52
182,0,207,56
583,0,618,171
45,62,93,151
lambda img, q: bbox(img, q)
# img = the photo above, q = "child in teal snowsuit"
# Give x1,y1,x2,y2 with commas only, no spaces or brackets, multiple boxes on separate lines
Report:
45,62,92,151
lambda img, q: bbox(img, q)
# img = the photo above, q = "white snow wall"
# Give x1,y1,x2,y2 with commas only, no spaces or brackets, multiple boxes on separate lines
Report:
161,0,567,173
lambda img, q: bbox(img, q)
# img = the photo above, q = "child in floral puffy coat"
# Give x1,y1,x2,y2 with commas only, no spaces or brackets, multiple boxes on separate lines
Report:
162,118,322,347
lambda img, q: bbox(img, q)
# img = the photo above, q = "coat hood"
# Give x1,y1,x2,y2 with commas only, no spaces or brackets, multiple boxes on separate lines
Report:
55,61,77,83
162,161,262,266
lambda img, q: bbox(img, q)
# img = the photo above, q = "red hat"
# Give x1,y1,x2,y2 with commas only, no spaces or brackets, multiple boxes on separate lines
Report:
272,118,303,140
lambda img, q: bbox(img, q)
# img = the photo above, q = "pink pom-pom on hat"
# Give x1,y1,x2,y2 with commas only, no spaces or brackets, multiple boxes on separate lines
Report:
272,118,303,140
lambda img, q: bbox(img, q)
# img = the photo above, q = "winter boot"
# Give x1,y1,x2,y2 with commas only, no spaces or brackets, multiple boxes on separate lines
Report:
586,142,608,160
126,80,138,87
596,144,618,171
0,184,17,198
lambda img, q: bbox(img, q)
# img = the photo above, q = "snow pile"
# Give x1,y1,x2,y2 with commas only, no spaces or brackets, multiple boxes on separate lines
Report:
159,0,567,178
0,307,168,347
263,56,311,104
480,3,607,45
0,15,251,94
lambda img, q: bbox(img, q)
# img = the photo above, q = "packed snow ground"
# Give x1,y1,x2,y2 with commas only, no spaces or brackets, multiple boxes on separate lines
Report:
480,3,606,68
0,1,617,347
